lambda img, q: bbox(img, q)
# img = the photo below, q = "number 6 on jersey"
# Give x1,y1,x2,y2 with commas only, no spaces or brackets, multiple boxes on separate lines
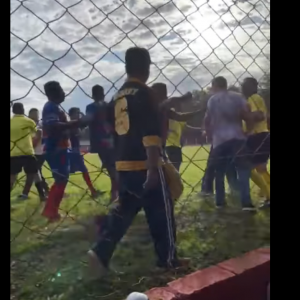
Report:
115,97,129,135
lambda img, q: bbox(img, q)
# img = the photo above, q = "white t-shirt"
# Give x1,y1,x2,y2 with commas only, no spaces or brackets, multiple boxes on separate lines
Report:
34,121,44,155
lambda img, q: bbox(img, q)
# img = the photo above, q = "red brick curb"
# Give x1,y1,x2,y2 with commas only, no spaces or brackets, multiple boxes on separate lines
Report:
145,248,270,300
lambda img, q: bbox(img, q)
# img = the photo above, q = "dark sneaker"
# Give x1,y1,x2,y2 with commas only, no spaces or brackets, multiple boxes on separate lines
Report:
156,257,190,270
259,200,270,209
199,191,214,197
216,203,227,209
18,194,29,200
242,204,256,212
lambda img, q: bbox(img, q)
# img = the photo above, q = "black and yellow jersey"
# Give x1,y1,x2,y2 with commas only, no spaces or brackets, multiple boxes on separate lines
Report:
109,78,162,171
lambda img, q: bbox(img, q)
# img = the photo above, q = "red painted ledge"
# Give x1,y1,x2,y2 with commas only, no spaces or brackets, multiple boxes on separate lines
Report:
143,248,270,300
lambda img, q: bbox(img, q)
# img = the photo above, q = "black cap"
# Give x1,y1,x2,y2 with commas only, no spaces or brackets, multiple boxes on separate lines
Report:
125,47,152,68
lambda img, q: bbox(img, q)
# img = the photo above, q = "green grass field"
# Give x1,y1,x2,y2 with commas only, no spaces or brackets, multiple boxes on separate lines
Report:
11,146,270,300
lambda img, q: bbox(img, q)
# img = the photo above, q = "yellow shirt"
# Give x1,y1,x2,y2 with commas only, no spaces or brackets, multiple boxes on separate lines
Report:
243,94,269,134
166,120,186,147
11,115,37,157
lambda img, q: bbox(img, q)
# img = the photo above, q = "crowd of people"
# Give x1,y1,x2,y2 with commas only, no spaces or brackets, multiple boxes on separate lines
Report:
10,46,270,279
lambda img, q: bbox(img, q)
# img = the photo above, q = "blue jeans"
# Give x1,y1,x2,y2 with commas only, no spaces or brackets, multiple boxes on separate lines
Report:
201,146,238,193
209,139,252,207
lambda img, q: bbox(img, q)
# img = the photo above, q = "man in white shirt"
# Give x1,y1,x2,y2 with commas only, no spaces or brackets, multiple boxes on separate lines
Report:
204,77,254,211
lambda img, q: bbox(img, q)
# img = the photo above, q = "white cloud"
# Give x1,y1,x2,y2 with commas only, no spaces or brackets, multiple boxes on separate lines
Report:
10,0,270,113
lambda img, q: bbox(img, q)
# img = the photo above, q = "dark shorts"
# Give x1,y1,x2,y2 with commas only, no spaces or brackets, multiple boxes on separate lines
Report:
11,155,39,175
35,154,46,171
45,150,70,183
165,146,182,164
98,148,115,169
70,152,87,173
247,132,270,165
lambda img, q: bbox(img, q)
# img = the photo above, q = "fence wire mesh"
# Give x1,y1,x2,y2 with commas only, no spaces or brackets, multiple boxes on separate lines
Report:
11,0,270,299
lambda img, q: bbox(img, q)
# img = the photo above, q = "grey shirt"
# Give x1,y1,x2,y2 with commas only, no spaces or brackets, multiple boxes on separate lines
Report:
206,91,247,148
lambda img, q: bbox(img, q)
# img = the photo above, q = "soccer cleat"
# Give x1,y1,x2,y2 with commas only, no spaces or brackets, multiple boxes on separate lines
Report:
17,194,29,200
87,250,108,280
156,257,190,271
216,203,227,209
242,205,256,212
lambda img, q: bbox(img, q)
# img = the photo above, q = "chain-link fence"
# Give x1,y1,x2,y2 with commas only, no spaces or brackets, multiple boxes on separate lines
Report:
11,0,270,299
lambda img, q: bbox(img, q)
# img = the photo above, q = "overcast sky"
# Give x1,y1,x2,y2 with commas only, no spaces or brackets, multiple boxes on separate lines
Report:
11,0,270,114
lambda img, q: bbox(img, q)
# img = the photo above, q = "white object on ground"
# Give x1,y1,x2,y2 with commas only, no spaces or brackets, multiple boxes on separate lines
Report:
126,292,149,300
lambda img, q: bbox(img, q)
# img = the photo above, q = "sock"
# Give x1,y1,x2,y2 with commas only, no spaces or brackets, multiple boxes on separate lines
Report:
83,172,96,194
54,182,67,214
35,182,45,199
42,184,58,219
42,182,66,219
251,170,270,200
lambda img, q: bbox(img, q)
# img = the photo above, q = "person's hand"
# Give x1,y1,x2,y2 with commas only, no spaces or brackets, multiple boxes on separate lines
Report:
143,169,159,191
78,114,93,126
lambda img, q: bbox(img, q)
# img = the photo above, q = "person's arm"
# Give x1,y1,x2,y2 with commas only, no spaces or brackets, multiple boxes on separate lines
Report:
203,97,213,142
240,100,254,134
167,109,202,122
44,105,80,131
138,89,161,171
252,111,265,122
203,112,212,142
32,129,42,148
248,96,266,123
159,92,192,110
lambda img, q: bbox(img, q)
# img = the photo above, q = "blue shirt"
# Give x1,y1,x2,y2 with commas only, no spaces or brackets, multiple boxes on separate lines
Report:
85,101,113,153
42,101,70,153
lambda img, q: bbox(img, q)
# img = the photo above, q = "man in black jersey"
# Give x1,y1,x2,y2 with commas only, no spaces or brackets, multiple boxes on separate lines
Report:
88,47,184,278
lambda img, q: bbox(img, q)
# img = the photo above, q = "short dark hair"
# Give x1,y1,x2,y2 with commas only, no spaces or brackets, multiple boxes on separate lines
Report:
244,77,258,87
212,76,227,89
12,102,24,115
68,107,79,116
44,81,61,97
152,82,167,95
92,85,104,97
125,47,151,76
29,108,38,115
